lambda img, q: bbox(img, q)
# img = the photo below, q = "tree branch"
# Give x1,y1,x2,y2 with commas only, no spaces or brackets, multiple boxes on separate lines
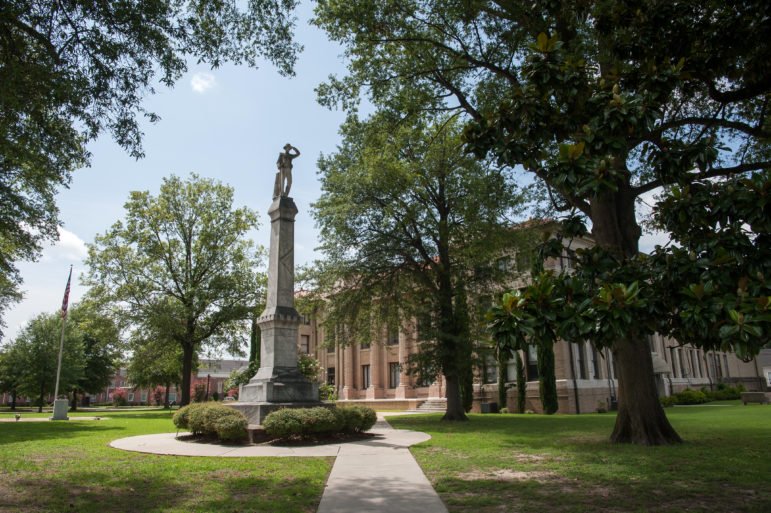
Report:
634,160,771,195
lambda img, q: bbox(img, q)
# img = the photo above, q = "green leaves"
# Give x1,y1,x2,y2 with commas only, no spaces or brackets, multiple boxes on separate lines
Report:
85,174,265,402
0,1,301,334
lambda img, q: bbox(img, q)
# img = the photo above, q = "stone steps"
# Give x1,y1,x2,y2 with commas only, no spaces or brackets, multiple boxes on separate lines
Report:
415,399,447,412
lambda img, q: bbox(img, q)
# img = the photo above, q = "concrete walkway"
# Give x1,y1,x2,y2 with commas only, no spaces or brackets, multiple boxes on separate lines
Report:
109,414,448,513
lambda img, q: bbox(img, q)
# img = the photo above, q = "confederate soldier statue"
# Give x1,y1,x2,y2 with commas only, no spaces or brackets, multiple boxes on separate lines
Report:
274,143,301,198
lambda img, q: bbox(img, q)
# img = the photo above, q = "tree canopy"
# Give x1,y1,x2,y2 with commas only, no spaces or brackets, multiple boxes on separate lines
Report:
85,174,264,405
312,113,524,420
0,0,300,336
313,0,771,444
6,311,84,412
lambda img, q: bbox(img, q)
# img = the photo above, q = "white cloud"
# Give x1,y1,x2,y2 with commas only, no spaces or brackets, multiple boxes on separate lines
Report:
191,72,217,93
41,227,88,262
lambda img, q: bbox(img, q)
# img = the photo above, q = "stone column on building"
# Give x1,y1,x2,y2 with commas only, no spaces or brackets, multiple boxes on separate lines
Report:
367,338,385,399
395,327,414,399
341,343,356,399
428,374,444,399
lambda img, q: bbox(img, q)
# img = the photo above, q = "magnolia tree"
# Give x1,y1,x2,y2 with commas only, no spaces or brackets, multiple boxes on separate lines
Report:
314,0,771,444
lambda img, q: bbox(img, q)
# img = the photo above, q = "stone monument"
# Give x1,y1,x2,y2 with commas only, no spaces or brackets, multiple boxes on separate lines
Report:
230,144,320,425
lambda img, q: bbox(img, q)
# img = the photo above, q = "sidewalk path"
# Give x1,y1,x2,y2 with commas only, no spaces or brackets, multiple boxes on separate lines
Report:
316,416,448,513
109,413,448,513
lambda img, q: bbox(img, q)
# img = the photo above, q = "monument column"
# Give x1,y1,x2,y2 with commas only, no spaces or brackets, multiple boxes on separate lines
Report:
231,144,320,425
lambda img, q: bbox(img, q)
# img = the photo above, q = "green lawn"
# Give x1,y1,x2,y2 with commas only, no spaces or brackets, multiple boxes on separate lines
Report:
0,410,331,513
388,402,771,513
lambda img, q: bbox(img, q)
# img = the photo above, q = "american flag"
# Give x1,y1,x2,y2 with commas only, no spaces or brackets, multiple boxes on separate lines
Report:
61,266,72,318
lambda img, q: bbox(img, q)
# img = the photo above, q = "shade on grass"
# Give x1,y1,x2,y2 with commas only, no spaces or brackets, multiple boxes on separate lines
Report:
388,402,770,513
0,410,331,513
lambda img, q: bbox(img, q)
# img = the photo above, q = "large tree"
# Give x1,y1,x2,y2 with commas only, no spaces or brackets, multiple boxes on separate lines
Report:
127,331,188,409
0,343,24,409
67,300,122,410
0,0,300,334
312,113,523,420
313,0,771,444
85,174,263,405
11,311,84,412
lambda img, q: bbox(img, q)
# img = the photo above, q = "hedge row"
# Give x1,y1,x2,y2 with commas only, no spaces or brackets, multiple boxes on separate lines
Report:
660,384,746,407
262,406,377,439
172,402,248,442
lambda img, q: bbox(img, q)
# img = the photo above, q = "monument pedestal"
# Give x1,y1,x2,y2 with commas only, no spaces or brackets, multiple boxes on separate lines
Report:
229,194,321,426
51,399,69,420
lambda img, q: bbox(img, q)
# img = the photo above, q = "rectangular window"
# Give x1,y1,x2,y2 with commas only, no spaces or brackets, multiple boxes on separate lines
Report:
389,363,401,388
722,354,730,378
140,391,148,403
387,323,399,345
168,392,177,403
516,251,532,272
300,335,310,354
127,393,134,402
417,310,433,341
327,367,336,386
526,346,539,381
678,349,687,377
591,346,601,379
360,339,370,349
362,365,371,389
576,343,587,379
496,256,511,273
506,356,518,382
327,342,335,354
484,356,498,384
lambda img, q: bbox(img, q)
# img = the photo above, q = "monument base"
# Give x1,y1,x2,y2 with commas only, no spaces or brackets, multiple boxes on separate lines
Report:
51,399,69,421
228,401,329,427
230,366,323,426
240,366,319,403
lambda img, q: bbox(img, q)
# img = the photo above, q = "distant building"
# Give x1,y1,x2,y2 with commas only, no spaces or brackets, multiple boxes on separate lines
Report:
296,232,765,414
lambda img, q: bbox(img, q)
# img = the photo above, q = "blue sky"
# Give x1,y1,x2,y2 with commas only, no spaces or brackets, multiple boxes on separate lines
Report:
3,2,669,342
4,3,348,340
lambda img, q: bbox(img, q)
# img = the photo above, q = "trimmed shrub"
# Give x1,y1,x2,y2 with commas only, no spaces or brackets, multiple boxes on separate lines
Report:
660,395,677,408
263,408,305,438
336,406,377,433
705,384,744,401
215,415,248,442
172,404,193,429
673,389,709,405
263,406,377,439
174,403,248,441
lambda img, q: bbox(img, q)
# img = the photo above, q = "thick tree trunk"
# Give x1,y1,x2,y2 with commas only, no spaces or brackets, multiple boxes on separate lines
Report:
164,382,170,409
70,390,78,412
180,342,194,406
611,337,682,444
11,390,17,411
443,375,468,421
592,184,682,444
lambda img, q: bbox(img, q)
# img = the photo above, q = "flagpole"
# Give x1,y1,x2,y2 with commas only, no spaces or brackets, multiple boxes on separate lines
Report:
53,265,73,406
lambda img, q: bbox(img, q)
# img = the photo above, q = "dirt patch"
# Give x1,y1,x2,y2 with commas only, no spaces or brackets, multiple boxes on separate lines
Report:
456,468,558,483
